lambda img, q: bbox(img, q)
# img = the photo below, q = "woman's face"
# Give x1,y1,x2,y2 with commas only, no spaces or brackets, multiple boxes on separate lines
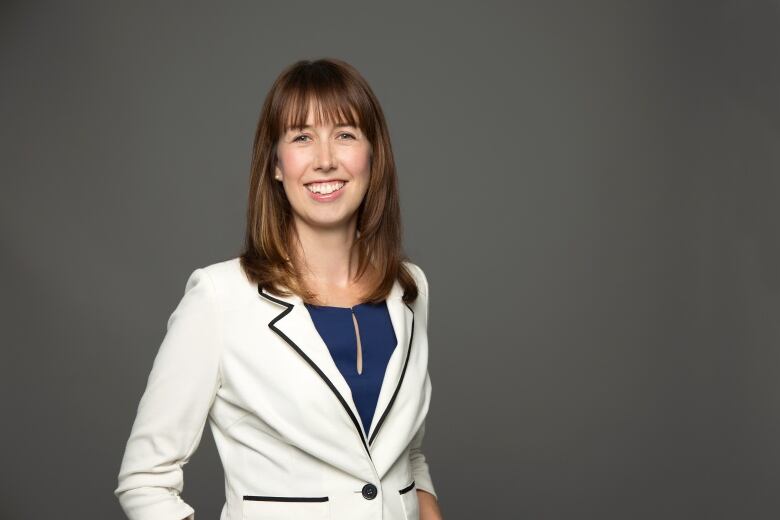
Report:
274,104,372,233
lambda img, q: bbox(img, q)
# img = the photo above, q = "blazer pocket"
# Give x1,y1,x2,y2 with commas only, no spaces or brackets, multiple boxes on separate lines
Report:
242,494,330,520
398,480,419,520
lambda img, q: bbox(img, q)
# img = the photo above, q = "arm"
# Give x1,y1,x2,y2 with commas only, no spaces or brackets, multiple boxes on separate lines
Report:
409,418,443,520
409,411,437,499
418,488,443,520
409,263,444,519
114,268,223,520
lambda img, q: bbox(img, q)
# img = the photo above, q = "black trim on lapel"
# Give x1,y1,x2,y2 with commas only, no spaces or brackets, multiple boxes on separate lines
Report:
257,285,372,459
368,299,414,446
257,284,415,460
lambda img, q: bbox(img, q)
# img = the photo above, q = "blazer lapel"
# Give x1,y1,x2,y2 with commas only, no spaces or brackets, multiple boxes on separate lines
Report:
367,285,413,445
257,278,414,458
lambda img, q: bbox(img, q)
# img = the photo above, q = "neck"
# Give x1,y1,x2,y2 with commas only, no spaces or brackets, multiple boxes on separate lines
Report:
291,215,360,289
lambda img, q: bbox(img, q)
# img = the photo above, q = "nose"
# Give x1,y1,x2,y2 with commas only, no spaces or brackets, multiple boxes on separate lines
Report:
314,140,336,171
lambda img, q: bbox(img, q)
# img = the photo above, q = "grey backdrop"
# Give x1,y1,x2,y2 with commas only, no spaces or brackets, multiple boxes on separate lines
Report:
1,1,778,519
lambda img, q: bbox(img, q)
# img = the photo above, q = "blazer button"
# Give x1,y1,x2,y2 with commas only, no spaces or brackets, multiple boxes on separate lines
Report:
361,483,378,500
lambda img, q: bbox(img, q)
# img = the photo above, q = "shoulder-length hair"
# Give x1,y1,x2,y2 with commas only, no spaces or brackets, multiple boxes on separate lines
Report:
239,57,419,305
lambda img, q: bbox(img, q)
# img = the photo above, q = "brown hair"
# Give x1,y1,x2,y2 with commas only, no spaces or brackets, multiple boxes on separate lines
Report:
238,57,419,305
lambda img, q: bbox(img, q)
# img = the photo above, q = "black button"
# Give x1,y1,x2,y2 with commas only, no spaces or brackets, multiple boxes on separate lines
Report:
361,483,378,500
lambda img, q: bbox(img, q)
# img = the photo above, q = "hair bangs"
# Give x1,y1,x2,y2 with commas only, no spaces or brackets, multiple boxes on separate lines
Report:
276,77,365,137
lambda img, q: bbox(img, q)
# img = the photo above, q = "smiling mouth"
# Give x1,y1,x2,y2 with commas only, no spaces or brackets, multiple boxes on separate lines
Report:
305,180,347,195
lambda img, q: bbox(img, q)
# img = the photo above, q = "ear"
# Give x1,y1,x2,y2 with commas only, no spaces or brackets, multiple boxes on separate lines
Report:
272,143,283,180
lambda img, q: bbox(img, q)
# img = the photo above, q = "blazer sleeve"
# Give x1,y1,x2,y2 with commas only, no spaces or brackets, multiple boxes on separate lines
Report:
409,417,437,499
114,268,223,520
408,263,438,500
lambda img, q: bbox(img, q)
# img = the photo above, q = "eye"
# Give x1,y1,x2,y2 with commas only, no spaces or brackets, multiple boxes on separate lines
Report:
337,132,356,139
292,134,310,142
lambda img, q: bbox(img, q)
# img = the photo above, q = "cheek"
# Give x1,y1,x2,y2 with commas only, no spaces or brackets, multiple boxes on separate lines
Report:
277,149,308,177
343,149,372,179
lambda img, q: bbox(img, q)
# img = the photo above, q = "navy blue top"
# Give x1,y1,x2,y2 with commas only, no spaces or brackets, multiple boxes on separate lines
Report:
304,300,398,436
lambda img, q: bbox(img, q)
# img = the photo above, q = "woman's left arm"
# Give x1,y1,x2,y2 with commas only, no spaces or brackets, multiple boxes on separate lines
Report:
418,489,444,520
410,263,443,519
407,399,444,520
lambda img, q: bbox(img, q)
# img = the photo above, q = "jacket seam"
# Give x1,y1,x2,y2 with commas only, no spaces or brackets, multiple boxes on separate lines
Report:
202,268,226,389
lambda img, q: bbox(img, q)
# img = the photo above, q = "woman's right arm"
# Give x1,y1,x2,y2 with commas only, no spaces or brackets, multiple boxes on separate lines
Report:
114,268,223,520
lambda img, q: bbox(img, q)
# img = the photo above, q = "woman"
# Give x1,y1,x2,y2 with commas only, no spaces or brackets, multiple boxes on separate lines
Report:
114,58,443,520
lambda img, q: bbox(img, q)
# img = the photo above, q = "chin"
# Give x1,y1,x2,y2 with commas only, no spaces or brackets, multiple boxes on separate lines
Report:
306,212,358,229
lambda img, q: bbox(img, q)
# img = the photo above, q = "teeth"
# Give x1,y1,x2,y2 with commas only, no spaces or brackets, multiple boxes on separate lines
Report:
306,181,345,194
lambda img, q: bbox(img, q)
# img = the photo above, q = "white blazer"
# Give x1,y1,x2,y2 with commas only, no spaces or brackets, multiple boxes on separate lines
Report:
114,257,437,520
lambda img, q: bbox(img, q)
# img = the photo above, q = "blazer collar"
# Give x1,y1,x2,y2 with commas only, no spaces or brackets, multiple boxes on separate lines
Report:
257,278,414,459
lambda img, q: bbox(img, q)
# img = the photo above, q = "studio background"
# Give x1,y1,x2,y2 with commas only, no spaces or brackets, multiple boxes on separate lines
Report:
1,1,778,519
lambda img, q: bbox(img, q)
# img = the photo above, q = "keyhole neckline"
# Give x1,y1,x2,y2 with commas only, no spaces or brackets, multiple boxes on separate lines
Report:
304,300,383,311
